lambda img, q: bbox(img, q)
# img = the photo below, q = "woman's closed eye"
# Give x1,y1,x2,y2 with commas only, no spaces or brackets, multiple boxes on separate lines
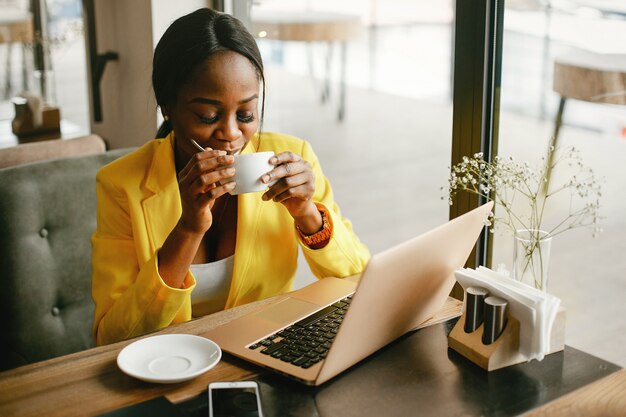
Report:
198,114,219,124
237,113,256,123
197,113,256,125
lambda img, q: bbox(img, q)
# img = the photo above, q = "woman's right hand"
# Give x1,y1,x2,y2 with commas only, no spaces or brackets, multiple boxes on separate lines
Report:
176,148,236,234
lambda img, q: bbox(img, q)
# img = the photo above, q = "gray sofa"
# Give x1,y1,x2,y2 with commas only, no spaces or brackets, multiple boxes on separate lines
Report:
0,148,132,370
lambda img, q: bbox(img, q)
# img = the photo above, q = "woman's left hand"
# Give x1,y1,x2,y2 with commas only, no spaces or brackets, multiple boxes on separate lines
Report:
261,151,317,219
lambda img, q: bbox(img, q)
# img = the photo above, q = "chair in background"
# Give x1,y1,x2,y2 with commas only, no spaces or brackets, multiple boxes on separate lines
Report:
0,134,106,168
251,10,362,121
0,147,132,371
544,48,626,190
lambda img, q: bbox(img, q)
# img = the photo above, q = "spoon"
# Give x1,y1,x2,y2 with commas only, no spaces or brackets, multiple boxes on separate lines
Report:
190,138,206,153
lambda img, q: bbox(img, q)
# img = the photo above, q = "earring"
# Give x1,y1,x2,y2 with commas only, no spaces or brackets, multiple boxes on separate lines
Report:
164,115,170,121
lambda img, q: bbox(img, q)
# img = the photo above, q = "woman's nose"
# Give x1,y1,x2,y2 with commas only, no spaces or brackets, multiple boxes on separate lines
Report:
215,115,241,141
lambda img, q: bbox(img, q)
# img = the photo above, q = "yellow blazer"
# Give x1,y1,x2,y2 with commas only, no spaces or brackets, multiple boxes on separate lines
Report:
92,132,370,345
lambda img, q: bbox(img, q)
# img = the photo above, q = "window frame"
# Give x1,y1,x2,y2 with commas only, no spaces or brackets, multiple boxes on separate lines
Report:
449,0,504,297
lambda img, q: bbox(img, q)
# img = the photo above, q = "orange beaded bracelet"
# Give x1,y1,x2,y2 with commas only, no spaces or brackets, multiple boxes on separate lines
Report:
296,204,333,249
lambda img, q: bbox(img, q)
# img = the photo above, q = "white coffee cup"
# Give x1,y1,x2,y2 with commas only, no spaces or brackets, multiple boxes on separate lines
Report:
226,151,275,195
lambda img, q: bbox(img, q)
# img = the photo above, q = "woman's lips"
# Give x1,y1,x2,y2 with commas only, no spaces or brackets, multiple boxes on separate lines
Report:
190,137,245,156
204,142,243,156
211,148,240,156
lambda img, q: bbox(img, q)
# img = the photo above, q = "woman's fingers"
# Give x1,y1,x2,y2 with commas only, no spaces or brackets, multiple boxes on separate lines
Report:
261,151,316,209
178,148,216,179
178,180,236,234
261,152,302,182
177,150,236,231
271,151,300,165
178,150,233,183
193,166,236,194
270,184,315,204
262,172,312,202
200,180,236,202
179,152,235,193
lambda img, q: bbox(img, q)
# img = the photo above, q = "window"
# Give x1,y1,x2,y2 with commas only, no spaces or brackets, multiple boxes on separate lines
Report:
247,0,456,288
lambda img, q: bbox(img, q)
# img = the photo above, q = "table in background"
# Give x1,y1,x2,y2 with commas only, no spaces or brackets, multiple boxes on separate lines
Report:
251,11,363,121
0,293,623,417
0,118,84,149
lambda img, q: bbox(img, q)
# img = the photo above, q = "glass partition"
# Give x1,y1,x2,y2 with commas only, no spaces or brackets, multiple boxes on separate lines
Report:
47,0,88,133
248,0,456,287
496,1,626,366
0,0,89,143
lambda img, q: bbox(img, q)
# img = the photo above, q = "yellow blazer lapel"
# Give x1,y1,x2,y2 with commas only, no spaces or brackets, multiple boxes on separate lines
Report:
227,190,264,308
227,137,264,307
141,135,182,254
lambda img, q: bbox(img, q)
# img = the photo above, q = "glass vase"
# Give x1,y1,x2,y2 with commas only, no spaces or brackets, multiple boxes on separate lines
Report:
513,229,552,291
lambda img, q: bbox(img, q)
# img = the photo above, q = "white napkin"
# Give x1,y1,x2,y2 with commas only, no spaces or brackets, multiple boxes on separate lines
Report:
455,267,561,362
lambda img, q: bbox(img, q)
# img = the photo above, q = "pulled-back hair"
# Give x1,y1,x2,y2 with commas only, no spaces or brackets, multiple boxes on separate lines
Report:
152,8,265,138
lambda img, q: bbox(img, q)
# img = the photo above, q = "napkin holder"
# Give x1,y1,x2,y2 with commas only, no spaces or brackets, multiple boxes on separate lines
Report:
448,307,566,371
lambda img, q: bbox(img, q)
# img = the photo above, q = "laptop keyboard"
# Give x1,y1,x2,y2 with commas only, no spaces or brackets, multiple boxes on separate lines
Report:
247,294,353,369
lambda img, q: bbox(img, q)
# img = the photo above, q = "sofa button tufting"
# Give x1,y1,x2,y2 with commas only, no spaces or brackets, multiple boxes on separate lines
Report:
39,228,49,238
51,306,60,316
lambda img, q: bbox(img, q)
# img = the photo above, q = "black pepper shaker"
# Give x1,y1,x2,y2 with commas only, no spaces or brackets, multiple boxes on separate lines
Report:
482,296,508,345
464,287,489,333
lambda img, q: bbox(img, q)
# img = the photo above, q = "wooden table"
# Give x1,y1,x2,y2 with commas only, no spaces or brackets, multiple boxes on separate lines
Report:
525,368,626,417
0,118,85,149
0,294,459,417
0,293,623,417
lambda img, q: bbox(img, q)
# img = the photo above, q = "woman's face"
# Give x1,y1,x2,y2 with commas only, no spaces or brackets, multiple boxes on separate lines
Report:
167,50,261,161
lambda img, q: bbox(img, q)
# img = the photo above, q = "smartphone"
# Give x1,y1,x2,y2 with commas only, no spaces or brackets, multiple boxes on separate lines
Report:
208,381,263,417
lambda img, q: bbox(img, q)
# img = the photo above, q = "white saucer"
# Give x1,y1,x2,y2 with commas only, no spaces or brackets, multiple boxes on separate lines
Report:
117,334,222,383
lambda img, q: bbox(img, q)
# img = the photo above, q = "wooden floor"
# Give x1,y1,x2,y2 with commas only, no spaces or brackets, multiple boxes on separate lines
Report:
263,68,626,369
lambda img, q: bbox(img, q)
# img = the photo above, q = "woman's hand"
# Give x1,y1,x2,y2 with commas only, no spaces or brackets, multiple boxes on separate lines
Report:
261,152,322,234
176,149,236,234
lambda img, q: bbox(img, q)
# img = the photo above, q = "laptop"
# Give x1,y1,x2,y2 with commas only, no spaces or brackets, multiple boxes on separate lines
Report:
203,202,493,386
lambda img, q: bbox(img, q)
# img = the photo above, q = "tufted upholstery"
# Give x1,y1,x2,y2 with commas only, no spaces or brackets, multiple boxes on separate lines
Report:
0,148,133,371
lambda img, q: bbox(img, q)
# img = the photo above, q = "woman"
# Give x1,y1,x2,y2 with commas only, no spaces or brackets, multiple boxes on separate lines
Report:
91,8,370,345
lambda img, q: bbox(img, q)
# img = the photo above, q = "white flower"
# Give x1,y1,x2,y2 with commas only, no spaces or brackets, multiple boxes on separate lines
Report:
444,145,603,241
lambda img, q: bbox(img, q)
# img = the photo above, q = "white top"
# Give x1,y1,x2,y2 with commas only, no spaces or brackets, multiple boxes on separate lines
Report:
190,255,234,318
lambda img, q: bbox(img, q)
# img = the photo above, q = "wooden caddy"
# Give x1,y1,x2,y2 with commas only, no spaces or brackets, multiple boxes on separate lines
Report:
11,101,61,138
448,307,566,371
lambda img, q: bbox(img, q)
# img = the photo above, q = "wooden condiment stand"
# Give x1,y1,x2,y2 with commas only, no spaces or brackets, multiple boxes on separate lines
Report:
448,307,566,371
11,97,61,138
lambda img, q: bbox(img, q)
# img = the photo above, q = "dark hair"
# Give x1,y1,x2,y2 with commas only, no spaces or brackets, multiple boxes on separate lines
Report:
153,8,265,139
